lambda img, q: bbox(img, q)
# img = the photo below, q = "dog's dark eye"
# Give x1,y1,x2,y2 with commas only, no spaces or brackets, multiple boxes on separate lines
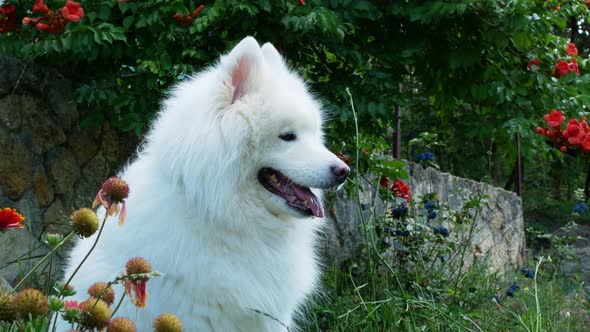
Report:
279,132,297,141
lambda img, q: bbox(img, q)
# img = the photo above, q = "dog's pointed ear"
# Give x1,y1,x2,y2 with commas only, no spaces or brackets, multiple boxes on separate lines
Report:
221,37,264,104
261,42,285,70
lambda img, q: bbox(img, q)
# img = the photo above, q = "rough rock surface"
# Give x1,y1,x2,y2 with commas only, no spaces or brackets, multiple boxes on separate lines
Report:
0,55,525,286
0,56,137,286
323,162,525,274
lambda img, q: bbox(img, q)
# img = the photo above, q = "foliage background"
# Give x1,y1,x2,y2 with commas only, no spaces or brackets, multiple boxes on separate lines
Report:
2,1,590,331
3,0,590,214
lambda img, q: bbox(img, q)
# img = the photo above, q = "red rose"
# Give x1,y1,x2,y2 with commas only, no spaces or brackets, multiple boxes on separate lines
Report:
0,4,17,33
35,22,50,31
545,128,557,142
535,127,545,135
560,146,567,152
172,13,192,24
543,109,566,129
582,136,590,152
528,58,540,71
0,4,15,17
563,119,586,145
379,176,389,188
60,1,84,23
554,60,570,77
568,58,580,75
566,42,578,56
33,0,49,13
390,179,411,203
191,4,205,18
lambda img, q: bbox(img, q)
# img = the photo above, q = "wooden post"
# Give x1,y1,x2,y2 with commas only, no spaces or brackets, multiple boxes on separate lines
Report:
515,132,522,196
392,105,401,159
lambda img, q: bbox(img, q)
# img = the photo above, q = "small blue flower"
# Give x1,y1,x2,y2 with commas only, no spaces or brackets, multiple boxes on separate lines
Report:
520,267,535,279
424,201,436,210
416,151,435,162
395,229,410,237
427,211,437,221
425,151,435,161
506,283,521,297
572,200,587,215
432,226,450,237
383,226,409,237
391,202,408,219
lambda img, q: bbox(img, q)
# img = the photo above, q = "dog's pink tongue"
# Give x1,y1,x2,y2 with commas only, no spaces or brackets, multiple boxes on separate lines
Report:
293,186,323,218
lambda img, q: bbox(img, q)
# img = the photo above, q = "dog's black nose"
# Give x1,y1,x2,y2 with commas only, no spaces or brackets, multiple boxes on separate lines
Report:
331,164,350,183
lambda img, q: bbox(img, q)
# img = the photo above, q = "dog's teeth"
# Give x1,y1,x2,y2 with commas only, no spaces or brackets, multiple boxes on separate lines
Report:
269,175,277,184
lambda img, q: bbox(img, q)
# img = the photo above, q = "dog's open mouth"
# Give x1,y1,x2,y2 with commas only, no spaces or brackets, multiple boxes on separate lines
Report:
258,168,323,218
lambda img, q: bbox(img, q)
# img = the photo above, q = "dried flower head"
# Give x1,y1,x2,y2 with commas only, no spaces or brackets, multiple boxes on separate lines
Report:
93,177,129,225
125,257,152,275
107,317,137,332
80,297,112,329
0,292,16,322
70,208,99,237
124,257,152,308
14,288,48,319
153,313,183,332
88,282,115,305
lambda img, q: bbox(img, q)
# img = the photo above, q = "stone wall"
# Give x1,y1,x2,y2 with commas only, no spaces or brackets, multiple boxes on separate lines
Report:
323,163,525,274
0,55,525,286
0,56,136,286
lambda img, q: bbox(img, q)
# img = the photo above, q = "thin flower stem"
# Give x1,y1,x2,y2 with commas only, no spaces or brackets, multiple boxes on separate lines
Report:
534,257,544,332
60,212,109,297
45,253,54,294
452,192,483,295
346,87,378,299
14,232,75,291
111,292,127,318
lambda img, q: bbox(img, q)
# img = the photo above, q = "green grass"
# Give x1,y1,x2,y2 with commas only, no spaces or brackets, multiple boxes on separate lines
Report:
298,253,589,331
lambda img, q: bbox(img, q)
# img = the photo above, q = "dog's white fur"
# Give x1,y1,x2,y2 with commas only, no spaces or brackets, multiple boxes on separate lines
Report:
60,37,348,331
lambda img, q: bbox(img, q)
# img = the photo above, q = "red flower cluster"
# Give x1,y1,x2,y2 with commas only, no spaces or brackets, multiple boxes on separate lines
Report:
22,0,84,34
566,42,578,56
60,1,84,22
380,177,412,203
536,109,590,153
172,4,204,24
0,4,17,33
554,42,580,77
528,58,540,71
554,58,580,77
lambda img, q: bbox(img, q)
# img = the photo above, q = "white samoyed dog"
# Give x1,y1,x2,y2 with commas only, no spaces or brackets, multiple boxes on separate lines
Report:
60,36,349,331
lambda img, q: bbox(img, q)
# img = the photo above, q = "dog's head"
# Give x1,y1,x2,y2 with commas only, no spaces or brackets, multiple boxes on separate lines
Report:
217,37,350,218
152,37,349,220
